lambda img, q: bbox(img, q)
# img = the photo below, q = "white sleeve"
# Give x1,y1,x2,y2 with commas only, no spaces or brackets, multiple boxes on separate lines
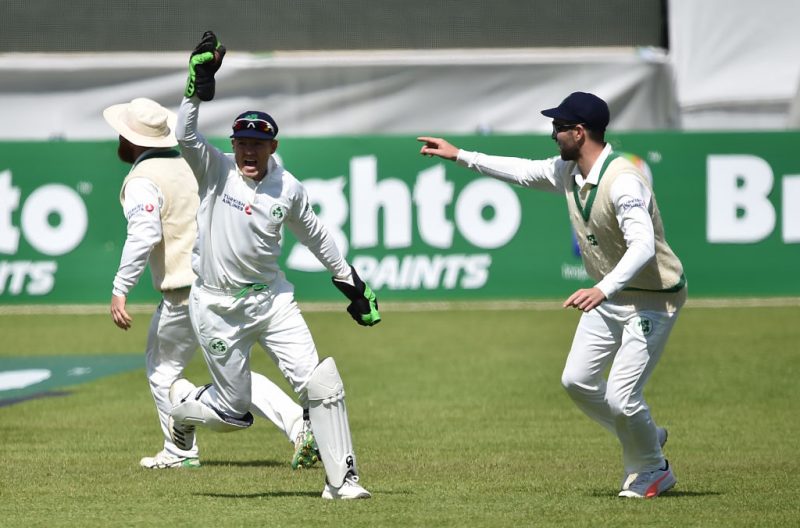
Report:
595,173,655,298
176,96,228,194
285,183,350,278
456,150,564,192
112,178,163,296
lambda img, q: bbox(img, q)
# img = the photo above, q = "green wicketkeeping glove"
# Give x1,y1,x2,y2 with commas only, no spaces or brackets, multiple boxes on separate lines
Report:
332,266,381,327
185,31,226,101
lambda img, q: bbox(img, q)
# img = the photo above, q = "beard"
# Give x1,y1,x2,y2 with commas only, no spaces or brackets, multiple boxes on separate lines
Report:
559,143,580,161
117,141,137,164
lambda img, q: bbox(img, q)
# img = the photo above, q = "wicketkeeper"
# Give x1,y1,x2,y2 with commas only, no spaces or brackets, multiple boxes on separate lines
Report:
169,31,380,500
103,97,323,471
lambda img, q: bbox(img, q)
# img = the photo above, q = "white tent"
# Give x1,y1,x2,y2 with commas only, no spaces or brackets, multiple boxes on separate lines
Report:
0,0,798,139
669,0,800,130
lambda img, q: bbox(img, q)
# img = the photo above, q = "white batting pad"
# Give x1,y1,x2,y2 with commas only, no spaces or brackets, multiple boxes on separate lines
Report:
307,357,356,487
171,388,254,433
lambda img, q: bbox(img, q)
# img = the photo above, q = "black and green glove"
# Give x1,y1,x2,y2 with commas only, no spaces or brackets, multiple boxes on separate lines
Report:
185,31,226,101
332,266,381,327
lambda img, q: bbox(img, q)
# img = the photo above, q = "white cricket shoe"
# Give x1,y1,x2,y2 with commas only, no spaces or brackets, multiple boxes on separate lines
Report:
321,473,372,500
619,460,677,498
140,449,200,469
168,378,198,452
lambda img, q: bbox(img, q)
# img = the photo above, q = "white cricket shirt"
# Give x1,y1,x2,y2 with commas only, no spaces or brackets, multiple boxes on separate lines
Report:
176,97,350,290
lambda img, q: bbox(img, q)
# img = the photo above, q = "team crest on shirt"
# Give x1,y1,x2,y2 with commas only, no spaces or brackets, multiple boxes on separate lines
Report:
145,203,155,213
209,338,228,356
633,316,654,337
269,204,287,222
244,204,252,215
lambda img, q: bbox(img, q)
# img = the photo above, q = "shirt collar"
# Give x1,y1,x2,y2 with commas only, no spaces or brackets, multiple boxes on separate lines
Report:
573,143,613,189
132,147,176,168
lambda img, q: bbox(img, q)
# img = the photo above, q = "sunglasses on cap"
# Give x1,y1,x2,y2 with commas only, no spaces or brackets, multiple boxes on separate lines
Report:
232,118,274,134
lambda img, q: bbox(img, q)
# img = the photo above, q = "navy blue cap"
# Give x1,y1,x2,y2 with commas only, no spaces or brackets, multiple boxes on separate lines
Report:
541,92,610,131
230,111,279,140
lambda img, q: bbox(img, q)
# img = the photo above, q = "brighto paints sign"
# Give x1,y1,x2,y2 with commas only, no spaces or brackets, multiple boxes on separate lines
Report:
286,155,521,291
0,169,88,296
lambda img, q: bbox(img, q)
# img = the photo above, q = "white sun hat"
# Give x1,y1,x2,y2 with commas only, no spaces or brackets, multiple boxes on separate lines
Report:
102,98,178,148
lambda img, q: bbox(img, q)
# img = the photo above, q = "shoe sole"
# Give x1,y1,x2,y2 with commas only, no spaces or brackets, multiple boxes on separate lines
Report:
140,458,201,469
321,489,372,500
618,473,676,498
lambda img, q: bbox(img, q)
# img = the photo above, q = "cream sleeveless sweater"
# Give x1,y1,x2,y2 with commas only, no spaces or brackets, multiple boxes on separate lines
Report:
120,150,199,293
567,154,686,312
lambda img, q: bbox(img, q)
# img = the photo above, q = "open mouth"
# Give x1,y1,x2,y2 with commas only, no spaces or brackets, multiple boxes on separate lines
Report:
244,159,257,168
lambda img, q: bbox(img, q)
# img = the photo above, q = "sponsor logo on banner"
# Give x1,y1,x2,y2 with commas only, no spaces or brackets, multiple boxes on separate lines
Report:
0,169,88,296
286,156,521,291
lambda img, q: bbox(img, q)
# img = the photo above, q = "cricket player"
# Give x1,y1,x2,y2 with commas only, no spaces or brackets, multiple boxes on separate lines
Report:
168,32,380,500
418,91,685,498
104,97,320,470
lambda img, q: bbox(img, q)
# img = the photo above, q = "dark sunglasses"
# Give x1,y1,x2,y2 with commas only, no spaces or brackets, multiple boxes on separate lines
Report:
552,122,584,133
232,118,274,133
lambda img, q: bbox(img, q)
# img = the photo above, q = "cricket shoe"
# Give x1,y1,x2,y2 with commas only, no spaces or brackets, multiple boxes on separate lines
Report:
619,460,676,498
619,427,670,488
321,473,372,500
168,378,198,452
291,420,321,470
140,449,200,469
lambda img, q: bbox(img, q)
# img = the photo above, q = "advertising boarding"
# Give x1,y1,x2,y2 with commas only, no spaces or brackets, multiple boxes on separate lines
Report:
1,132,798,304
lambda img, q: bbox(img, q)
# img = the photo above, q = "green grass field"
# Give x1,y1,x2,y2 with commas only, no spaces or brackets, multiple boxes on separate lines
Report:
1,303,799,527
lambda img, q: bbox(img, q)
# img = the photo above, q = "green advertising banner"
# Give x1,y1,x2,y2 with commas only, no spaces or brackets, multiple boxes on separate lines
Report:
0,132,798,305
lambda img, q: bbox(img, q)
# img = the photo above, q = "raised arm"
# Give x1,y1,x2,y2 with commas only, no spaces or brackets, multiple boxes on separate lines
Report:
176,31,229,191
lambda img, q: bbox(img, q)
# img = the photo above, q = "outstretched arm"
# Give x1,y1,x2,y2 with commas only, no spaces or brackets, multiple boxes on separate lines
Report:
418,136,460,160
418,136,562,191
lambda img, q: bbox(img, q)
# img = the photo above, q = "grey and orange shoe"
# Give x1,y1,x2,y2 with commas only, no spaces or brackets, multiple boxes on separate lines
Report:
619,460,677,498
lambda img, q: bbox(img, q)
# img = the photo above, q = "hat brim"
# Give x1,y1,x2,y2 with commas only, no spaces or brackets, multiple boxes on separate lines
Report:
103,103,178,148
230,130,277,140
541,107,583,123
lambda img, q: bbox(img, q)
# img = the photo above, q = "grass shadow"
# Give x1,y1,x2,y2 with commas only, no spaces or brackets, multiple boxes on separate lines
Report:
202,459,287,468
197,491,320,499
197,488,412,499
588,489,722,498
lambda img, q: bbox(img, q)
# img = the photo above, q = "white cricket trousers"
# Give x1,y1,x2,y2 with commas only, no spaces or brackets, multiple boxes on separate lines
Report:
146,293,303,458
560,302,680,474
188,277,320,420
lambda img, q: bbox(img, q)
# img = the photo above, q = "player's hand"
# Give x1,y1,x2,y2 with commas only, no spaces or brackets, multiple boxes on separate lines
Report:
185,30,226,101
110,294,133,330
417,136,459,160
563,287,606,313
332,266,381,327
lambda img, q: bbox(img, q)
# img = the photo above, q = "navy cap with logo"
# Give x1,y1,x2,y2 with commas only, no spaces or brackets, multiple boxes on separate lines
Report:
230,111,279,140
541,92,610,131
